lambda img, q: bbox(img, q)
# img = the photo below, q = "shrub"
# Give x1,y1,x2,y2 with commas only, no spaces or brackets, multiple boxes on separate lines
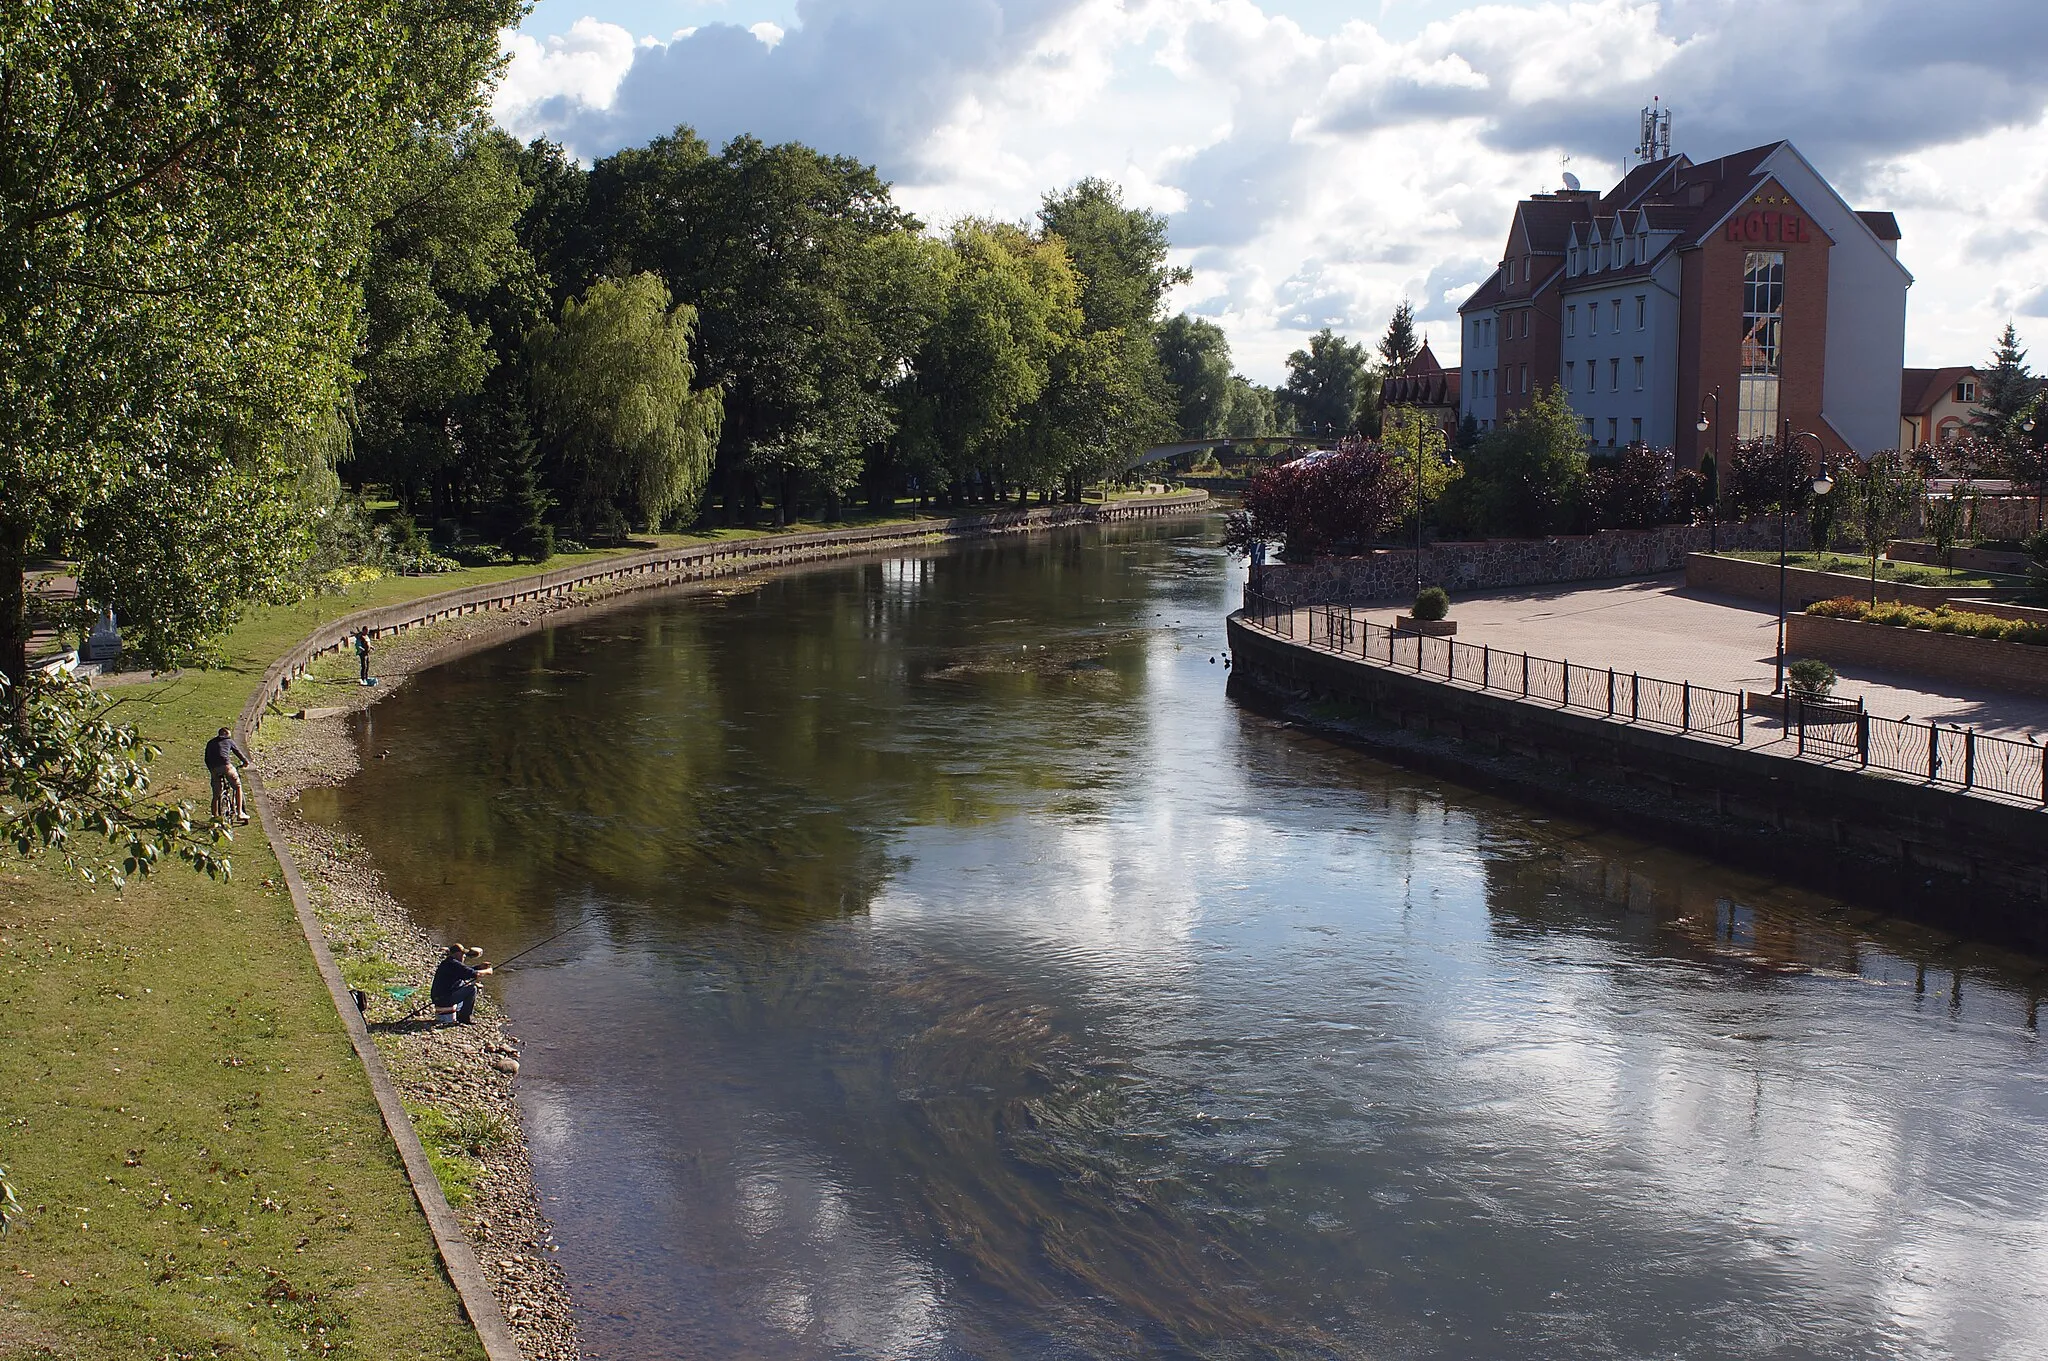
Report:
1787,658,1837,700
1411,586,1450,621
1804,598,2048,646
1222,440,1406,562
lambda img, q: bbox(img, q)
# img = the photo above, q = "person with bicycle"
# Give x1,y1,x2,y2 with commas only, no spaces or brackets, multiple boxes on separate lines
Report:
205,727,251,825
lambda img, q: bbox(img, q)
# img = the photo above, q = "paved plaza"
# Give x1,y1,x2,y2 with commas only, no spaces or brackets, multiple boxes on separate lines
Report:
1336,573,2048,740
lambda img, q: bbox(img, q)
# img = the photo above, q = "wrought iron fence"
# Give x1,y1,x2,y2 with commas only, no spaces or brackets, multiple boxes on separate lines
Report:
1239,588,2048,805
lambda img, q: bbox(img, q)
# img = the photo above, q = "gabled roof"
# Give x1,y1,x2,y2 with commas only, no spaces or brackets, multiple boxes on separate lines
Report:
1902,366,1978,416
1403,340,1446,378
1456,266,1505,316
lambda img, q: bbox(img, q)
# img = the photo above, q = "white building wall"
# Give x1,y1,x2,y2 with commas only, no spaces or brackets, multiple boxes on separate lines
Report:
1459,308,1498,428
1762,146,1911,455
1558,254,1684,448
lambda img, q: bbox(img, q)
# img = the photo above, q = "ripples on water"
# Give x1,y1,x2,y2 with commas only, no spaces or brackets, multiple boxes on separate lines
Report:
303,522,2048,1359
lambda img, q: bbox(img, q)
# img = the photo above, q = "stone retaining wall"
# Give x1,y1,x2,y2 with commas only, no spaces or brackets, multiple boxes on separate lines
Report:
1786,613,2048,699
1684,552,2024,610
243,492,1210,737
1228,615,2048,950
1256,518,1797,606
1884,539,2031,574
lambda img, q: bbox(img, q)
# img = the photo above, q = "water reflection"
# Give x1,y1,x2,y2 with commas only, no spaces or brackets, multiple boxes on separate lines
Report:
308,521,2048,1360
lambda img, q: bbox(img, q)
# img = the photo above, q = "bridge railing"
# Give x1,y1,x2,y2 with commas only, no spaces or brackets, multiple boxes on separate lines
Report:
1238,589,2048,805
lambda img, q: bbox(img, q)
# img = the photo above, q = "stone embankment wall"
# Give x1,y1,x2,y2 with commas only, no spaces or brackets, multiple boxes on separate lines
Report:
1228,615,2048,950
1787,613,2048,699
242,493,1210,736
1684,552,2025,610
1257,518,1798,605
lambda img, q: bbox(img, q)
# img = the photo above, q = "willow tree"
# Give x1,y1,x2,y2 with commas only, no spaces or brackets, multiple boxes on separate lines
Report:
529,273,724,537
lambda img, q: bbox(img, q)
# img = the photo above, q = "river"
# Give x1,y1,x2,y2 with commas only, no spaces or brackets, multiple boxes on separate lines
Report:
301,518,2048,1359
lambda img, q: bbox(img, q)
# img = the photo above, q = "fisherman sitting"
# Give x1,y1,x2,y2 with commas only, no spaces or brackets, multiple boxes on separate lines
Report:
430,944,492,1027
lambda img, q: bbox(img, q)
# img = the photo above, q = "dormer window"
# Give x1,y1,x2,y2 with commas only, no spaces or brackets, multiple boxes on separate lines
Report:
1957,379,1977,402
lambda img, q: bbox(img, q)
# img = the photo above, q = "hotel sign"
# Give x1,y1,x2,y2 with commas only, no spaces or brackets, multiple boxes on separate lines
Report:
1726,210,1810,244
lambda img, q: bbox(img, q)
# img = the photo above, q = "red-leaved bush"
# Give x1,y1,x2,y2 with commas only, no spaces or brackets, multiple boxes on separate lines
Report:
1222,439,1406,562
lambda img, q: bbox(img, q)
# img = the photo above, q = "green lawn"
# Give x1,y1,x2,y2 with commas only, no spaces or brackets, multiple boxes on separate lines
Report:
0,545,658,1361
1712,550,2031,591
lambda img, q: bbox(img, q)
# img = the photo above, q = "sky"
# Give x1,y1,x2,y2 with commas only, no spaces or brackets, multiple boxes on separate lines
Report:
494,0,2048,386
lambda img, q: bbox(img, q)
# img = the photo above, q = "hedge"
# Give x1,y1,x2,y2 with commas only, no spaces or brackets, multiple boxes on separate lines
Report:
1805,596,2048,647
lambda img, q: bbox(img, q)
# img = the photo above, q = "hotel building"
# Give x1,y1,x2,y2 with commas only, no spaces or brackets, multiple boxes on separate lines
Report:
1457,137,1910,459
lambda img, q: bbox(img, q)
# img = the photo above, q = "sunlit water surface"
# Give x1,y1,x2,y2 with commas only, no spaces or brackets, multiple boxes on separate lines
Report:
302,521,2048,1360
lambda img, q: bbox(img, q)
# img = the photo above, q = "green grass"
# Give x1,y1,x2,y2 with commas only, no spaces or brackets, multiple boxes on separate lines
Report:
1713,550,2030,590
0,545,668,1360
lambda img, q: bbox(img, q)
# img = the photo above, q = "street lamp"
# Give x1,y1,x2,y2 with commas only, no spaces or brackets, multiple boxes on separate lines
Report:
1774,419,1834,693
1696,385,1723,552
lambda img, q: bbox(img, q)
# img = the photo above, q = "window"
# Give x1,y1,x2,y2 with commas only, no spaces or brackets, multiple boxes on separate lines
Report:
1611,299,1622,330
1610,357,1620,391
1635,295,1646,329
1584,417,1596,440
1566,305,1577,337
1520,364,1529,393
1590,305,1599,336
1631,417,1643,443
1738,250,1785,439
1957,379,1978,402
1633,356,1644,390
1564,361,1576,391
1485,318,1493,345
1607,417,1618,446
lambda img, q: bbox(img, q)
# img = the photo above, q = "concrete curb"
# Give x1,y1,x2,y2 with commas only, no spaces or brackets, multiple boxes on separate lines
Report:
227,493,1210,1360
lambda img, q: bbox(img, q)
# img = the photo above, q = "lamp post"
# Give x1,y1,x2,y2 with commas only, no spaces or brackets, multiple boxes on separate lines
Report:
1695,385,1723,552
1774,419,1834,692
1412,428,1455,599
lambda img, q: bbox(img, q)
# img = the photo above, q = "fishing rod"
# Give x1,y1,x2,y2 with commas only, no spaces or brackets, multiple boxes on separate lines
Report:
393,912,603,1022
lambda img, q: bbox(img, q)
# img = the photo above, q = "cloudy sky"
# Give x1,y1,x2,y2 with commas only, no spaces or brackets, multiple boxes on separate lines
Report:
496,0,2048,385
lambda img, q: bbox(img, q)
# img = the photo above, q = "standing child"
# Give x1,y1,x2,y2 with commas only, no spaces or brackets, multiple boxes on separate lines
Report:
354,628,373,684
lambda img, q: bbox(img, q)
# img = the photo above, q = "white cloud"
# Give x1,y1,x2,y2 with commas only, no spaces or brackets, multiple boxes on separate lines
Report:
497,0,2048,383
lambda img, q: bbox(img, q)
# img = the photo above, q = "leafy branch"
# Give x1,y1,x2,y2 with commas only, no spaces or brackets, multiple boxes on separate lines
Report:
1,672,232,885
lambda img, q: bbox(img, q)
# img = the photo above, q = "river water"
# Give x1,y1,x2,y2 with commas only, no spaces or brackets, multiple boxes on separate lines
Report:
304,519,2048,1360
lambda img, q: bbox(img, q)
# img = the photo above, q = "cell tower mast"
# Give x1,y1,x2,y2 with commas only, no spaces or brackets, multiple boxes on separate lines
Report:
1636,97,1672,163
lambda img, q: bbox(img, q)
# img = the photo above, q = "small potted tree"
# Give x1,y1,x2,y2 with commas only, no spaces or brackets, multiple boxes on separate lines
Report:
1396,585,1457,636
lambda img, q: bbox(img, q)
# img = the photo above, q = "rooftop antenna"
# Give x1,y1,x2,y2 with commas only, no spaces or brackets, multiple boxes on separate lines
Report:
1636,97,1672,163
1560,152,1581,192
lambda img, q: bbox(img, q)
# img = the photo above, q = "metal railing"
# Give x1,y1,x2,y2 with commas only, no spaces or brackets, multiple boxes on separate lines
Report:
1239,588,2048,805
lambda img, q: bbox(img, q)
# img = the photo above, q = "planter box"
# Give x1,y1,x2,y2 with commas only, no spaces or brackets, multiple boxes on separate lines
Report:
1786,612,2048,699
1685,553,2023,611
1883,539,2031,574
1395,615,1457,636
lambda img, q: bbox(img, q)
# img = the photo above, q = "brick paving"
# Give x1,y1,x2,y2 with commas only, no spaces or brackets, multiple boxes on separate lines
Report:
1320,572,2048,741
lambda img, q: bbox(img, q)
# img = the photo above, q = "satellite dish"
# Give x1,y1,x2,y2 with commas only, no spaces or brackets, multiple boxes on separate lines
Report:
1563,171,1582,191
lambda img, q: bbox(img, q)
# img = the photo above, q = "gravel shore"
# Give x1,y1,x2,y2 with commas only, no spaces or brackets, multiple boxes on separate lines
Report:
254,583,626,1361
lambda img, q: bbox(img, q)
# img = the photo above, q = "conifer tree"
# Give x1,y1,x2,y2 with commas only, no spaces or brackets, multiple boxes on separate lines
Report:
1377,300,1421,376
1970,323,2036,436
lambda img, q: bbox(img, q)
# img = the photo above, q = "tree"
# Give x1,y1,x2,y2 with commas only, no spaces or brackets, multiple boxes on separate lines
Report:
1157,315,1234,439
1282,329,1376,437
1037,178,1188,336
1970,323,2036,438
1224,376,1291,438
346,130,546,522
1839,450,1926,603
1376,300,1421,376
2,0,519,699
1458,384,1587,536
582,131,926,524
529,274,725,537
1380,407,1459,529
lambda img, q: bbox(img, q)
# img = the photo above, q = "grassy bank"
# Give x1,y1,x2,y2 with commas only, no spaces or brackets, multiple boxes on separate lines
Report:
1712,549,2030,591
0,546,655,1360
